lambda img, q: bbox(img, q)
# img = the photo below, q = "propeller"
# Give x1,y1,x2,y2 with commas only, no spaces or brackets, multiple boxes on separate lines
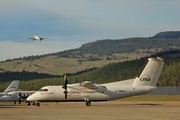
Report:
18,91,29,104
62,75,68,99
18,91,22,104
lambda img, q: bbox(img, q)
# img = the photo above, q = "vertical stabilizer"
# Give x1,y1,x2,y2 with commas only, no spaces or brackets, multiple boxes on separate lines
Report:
132,57,164,86
4,80,20,93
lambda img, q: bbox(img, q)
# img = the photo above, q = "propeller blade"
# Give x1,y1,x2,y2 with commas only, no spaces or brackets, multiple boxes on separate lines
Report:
18,91,22,104
19,91,21,97
19,99,21,104
64,75,68,89
64,89,68,99
63,75,68,99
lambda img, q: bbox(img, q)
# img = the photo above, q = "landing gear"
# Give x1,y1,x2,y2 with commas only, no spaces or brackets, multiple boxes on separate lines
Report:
83,95,91,106
26,102,36,106
86,101,91,106
27,102,31,106
36,103,40,106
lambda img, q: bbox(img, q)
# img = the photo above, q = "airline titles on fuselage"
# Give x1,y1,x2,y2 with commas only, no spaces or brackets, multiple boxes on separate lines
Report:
140,78,151,81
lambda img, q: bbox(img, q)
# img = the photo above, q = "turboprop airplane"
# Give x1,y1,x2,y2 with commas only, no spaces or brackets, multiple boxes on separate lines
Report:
27,34,47,41
0,90,36,105
0,80,20,97
27,57,164,106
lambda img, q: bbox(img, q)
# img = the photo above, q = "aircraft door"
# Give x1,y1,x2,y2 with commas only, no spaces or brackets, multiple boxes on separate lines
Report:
54,87,61,100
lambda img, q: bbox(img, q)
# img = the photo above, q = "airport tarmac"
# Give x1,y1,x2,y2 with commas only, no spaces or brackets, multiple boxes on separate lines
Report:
0,101,180,120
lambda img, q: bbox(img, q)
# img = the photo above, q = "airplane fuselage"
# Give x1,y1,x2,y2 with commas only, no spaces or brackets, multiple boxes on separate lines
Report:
29,35,46,41
27,81,156,102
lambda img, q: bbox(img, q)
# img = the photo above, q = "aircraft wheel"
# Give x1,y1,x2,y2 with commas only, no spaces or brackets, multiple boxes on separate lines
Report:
86,101,91,106
36,103,40,106
27,102,31,106
33,102,36,106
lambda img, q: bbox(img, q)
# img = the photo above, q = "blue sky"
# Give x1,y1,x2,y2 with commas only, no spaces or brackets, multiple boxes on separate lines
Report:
0,0,180,61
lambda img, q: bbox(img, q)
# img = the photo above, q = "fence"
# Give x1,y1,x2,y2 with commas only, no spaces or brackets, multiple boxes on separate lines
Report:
145,86,180,95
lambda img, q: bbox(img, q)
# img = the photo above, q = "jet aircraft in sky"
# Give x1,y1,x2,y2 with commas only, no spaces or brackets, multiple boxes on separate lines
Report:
27,34,47,41
0,80,19,97
27,57,164,106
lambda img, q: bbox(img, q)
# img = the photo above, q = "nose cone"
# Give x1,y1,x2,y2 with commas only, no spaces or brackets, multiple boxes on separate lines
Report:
27,94,36,101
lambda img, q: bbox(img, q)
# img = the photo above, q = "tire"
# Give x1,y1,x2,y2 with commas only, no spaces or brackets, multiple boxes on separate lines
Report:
86,101,91,106
36,103,40,106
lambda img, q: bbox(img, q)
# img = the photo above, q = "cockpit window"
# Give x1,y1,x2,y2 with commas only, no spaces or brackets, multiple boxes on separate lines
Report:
101,86,107,89
38,89,48,92
38,89,43,92
42,89,48,92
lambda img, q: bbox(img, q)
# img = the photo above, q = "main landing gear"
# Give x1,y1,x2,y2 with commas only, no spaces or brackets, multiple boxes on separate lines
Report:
36,103,40,106
31,102,40,106
86,101,91,106
83,96,91,106
27,102,38,106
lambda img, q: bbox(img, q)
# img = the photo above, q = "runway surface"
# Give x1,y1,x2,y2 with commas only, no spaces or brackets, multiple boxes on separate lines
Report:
0,101,180,120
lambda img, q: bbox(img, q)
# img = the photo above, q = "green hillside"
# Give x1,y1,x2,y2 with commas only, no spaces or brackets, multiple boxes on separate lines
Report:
0,50,180,91
0,55,137,75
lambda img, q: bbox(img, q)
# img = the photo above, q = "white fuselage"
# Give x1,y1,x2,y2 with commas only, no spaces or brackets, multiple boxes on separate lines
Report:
33,35,41,40
27,79,156,102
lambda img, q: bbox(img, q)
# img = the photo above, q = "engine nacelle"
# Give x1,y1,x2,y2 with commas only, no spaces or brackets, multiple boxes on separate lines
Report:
67,82,107,93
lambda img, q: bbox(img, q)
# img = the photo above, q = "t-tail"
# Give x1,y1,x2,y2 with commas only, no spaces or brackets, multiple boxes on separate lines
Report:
4,80,20,93
132,57,164,86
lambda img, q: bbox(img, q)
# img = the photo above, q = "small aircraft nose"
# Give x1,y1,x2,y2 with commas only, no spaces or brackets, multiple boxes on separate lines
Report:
26,95,36,101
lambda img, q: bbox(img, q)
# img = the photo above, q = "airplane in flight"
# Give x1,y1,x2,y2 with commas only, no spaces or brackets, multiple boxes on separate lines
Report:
27,57,164,106
0,90,36,105
0,80,20,97
27,34,47,41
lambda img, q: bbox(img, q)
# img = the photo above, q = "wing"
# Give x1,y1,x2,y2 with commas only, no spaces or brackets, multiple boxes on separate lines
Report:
80,81,94,88
27,38,34,40
79,81,107,92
